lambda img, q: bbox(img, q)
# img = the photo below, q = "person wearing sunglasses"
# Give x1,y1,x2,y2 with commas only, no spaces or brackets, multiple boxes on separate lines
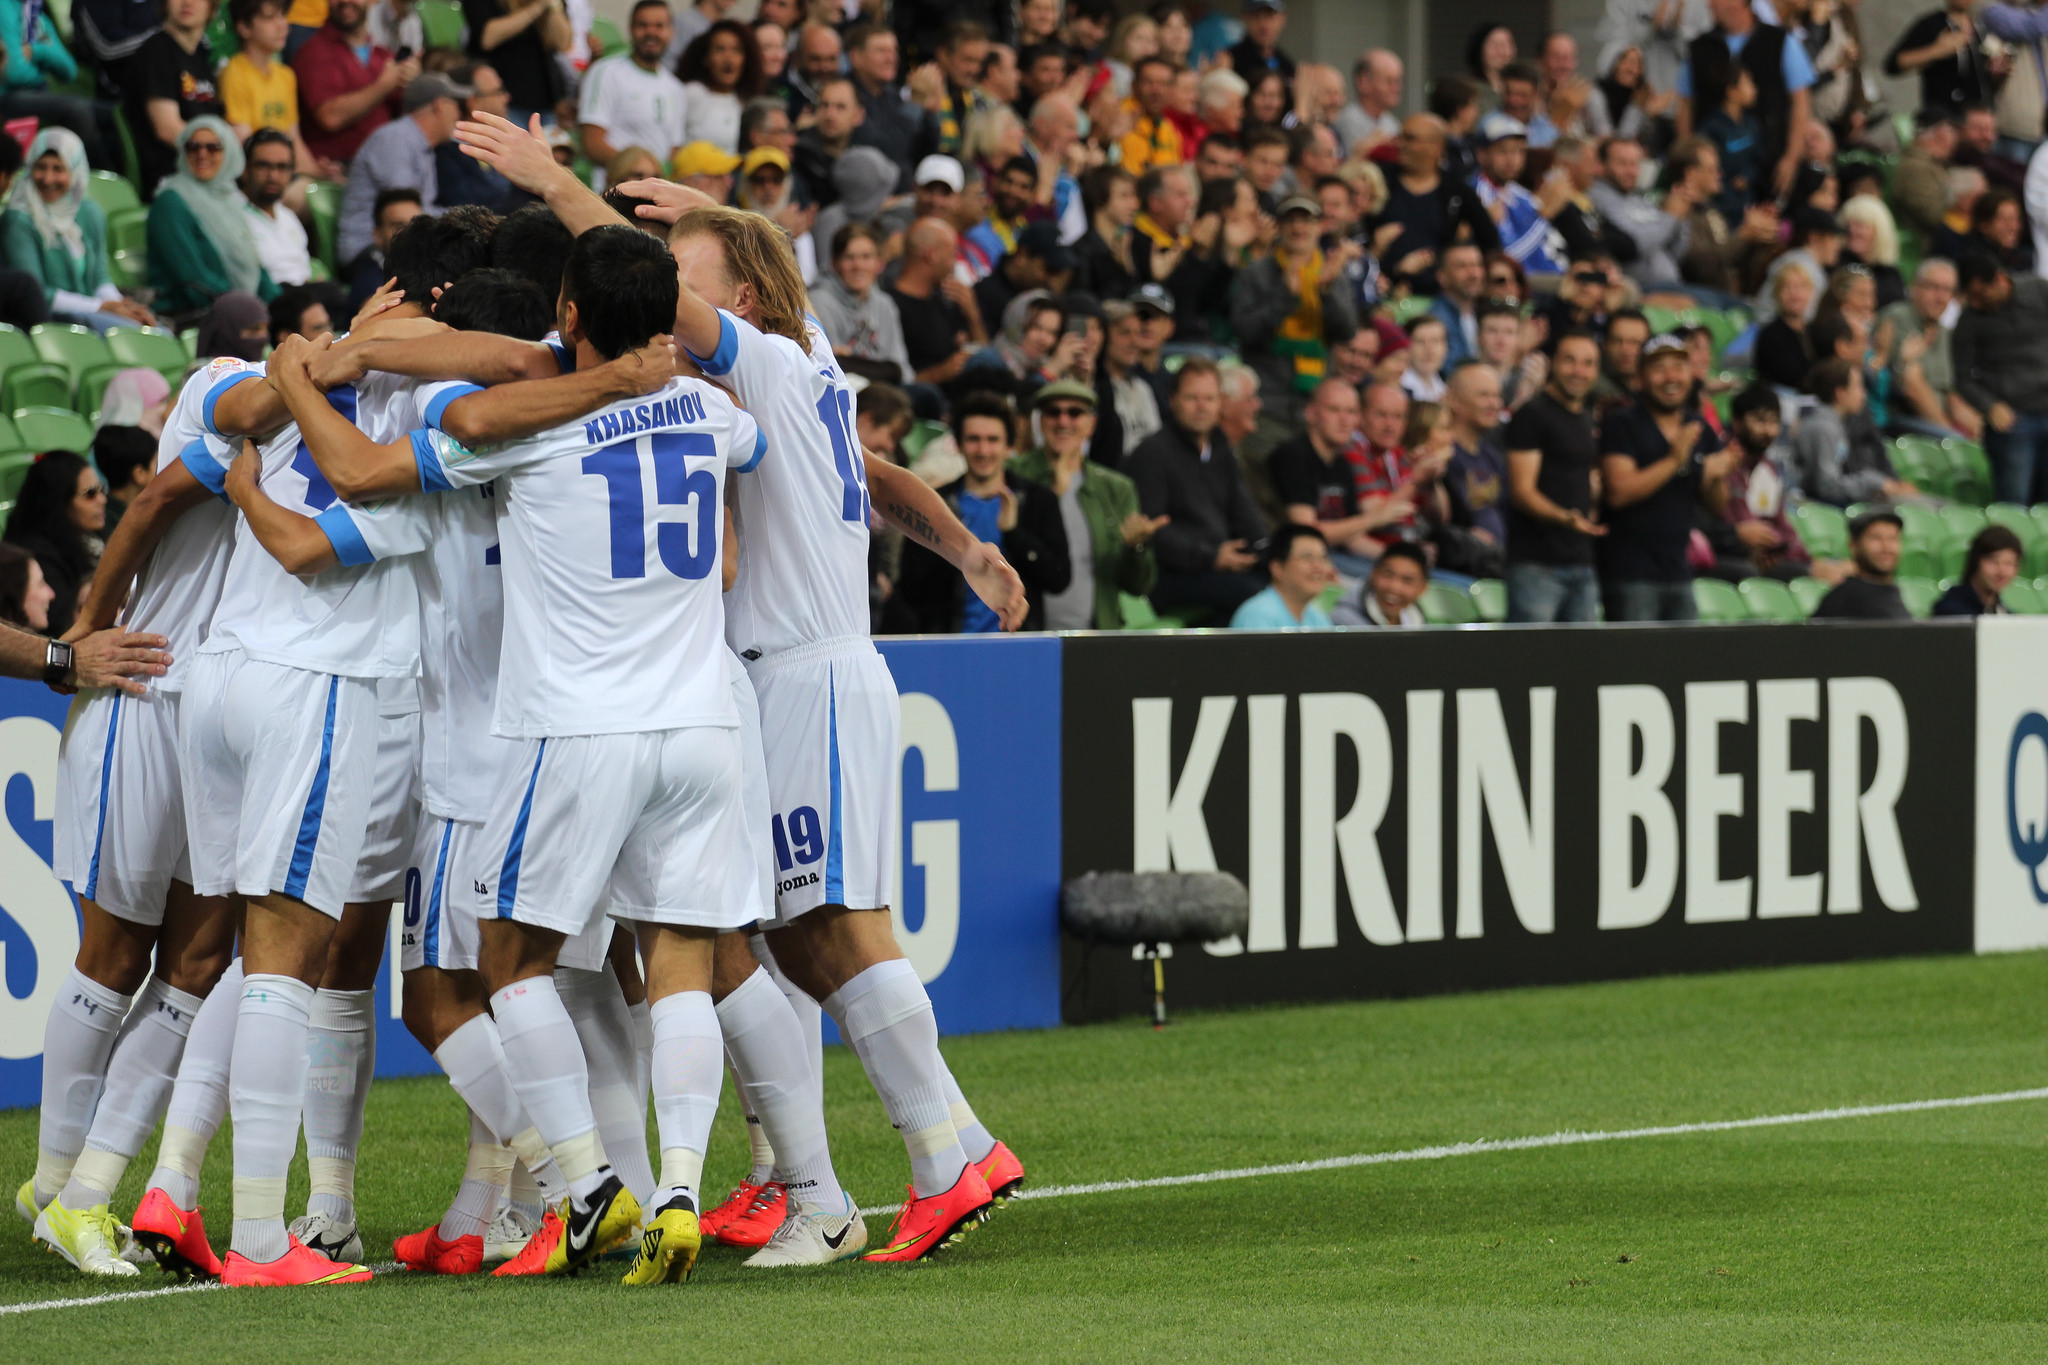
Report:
147,117,279,323
2,452,106,637
1009,379,1166,629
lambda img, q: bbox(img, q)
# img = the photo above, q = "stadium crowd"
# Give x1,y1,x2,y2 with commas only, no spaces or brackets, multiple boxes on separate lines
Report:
4,0,2048,638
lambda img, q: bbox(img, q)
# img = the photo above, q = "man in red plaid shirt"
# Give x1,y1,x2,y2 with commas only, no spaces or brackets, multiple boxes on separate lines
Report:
1351,381,1449,548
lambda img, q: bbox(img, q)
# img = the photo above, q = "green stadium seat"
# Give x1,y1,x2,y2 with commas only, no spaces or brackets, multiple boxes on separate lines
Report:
30,323,114,383
112,105,141,189
12,405,93,455
590,15,622,53
0,323,38,376
420,0,464,49
1419,583,1476,624
1,362,71,412
1896,545,1941,580
76,366,119,426
1891,436,1948,495
1468,577,1506,623
1942,505,1988,547
106,207,148,257
899,419,947,461
107,327,193,386
1738,577,1804,621
84,171,140,220
1985,502,2035,541
1389,295,1431,326
308,256,331,282
1791,501,1850,559
1895,575,1939,618
304,180,342,271
178,328,199,360
1895,501,1946,549
1789,576,1829,615
1945,440,1992,505
1700,308,1744,356
1693,577,1747,621
1641,304,1680,334
2002,579,2047,614
108,247,146,294
0,451,33,501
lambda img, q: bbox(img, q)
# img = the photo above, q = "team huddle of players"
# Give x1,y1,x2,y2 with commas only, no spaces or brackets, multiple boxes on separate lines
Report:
15,112,1030,1288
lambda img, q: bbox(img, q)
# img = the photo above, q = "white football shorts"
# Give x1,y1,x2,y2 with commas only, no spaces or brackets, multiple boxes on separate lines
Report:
726,651,775,931
403,812,612,972
52,688,188,925
479,725,758,939
180,648,379,921
746,637,899,926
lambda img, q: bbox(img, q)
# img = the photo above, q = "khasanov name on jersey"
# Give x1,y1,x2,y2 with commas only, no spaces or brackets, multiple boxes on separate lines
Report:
581,389,713,447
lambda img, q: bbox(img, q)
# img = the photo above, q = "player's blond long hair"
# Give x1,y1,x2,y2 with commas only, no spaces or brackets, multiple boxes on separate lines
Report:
670,205,815,356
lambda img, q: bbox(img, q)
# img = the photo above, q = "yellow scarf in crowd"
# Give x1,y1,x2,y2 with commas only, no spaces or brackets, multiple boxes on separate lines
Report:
1273,246,1327,393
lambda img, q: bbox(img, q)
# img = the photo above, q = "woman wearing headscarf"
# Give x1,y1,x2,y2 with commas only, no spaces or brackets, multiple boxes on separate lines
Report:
1,130,155,333
145,118,278,323
967,290,1089,403
193,291,272,362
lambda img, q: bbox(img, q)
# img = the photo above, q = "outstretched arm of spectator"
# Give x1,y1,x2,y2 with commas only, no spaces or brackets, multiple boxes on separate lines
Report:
866,453,1028,630
2,621,169,696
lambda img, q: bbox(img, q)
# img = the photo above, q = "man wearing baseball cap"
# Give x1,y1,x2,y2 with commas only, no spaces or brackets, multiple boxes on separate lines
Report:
1473,111,1568,277
1597,333,1736,621
1229,192,1359,427
336,72,472,262
1812,510,1912,619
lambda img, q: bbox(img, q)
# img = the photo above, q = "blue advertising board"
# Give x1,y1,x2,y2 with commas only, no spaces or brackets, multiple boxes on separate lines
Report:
0,636,1066,1110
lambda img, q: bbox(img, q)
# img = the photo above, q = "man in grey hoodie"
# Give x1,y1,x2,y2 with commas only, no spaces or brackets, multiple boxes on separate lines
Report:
1787,357,1920,507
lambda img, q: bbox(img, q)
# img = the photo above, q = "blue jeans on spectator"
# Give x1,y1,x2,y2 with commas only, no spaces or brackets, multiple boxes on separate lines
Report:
1505,561,1597,623
1889,412,1968,442
1603,579,1698,622
54,310,142,334
1984,409,2048,505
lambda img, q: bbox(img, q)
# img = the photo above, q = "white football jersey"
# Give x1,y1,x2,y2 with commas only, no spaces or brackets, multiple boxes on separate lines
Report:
414,375,764,739
121,356,260,691
198,383,434,678
690,311,871,657
408,378,520,822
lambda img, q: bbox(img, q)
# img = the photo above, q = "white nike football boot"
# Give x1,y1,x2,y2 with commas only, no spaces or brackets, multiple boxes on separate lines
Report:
742,1194,868,1267
290,1211,365,1263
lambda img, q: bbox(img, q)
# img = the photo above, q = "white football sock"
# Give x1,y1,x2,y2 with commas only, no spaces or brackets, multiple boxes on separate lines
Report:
491,976,611,1206
34,968,131,1203
228,973,316,1262
507,1156,546,1224
649,990,722,1208
750,933,824,1115
628,997,652,1109
940,1061,997,1163
432,1012,527,1142
148,959,243,1208
441,1110,513,1241
733,1060,775,1184
557,967,654,1205
60,977,204,1207
303,988,375,1223
717,968,843,1212
827,960,966,1197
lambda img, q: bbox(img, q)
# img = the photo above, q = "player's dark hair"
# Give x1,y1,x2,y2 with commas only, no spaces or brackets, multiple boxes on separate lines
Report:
563,225,680,360
602,187,667,234
267,283,327,346
1264,522,1326,574
92,425,156,491
950,390,1017,446
386,211,496,310
491,203,574,305
436,268,553,341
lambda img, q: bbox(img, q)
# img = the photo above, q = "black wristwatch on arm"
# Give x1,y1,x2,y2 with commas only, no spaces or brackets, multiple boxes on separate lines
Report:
43,639,73,686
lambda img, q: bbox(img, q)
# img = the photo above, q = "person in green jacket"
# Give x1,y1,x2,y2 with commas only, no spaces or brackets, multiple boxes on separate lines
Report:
2,129,158,333
1009,378,1168,630
146,117,278,323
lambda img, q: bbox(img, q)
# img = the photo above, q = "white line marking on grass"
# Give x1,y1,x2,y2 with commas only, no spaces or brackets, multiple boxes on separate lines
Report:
10,1089,2046,1310
855,1086,2048,1216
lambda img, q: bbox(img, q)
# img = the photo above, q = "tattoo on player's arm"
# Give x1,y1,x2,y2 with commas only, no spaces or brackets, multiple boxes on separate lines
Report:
884,501,943,552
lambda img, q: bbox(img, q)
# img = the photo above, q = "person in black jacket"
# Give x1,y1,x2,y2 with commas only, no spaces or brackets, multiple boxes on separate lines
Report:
893,392,1071,631
1371,111,1500,293
1934,524,2022,616
1124,356,1272,617
2,453,105,637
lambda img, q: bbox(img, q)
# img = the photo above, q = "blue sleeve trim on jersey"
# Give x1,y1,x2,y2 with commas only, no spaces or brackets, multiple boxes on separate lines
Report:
411,429,455,493
177,438,229,500
314,506,375,566
200,372,261,437
549,341,575,374
423,382,485,431
735,426,767,474
688,311,739,376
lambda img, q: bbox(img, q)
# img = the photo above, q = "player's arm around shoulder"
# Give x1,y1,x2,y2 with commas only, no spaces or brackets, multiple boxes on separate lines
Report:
434,335,681,449
224,440,340,576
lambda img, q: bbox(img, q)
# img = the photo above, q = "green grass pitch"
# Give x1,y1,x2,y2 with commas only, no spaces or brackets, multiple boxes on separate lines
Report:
4,951,2048,1362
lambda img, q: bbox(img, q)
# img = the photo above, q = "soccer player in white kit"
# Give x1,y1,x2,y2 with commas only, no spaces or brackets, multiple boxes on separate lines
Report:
456,111,1032,1262
269,263,690,1276
17,355,267,1277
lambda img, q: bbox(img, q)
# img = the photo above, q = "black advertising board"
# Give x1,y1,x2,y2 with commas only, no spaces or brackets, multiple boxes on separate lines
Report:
1060,623,1976,1022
